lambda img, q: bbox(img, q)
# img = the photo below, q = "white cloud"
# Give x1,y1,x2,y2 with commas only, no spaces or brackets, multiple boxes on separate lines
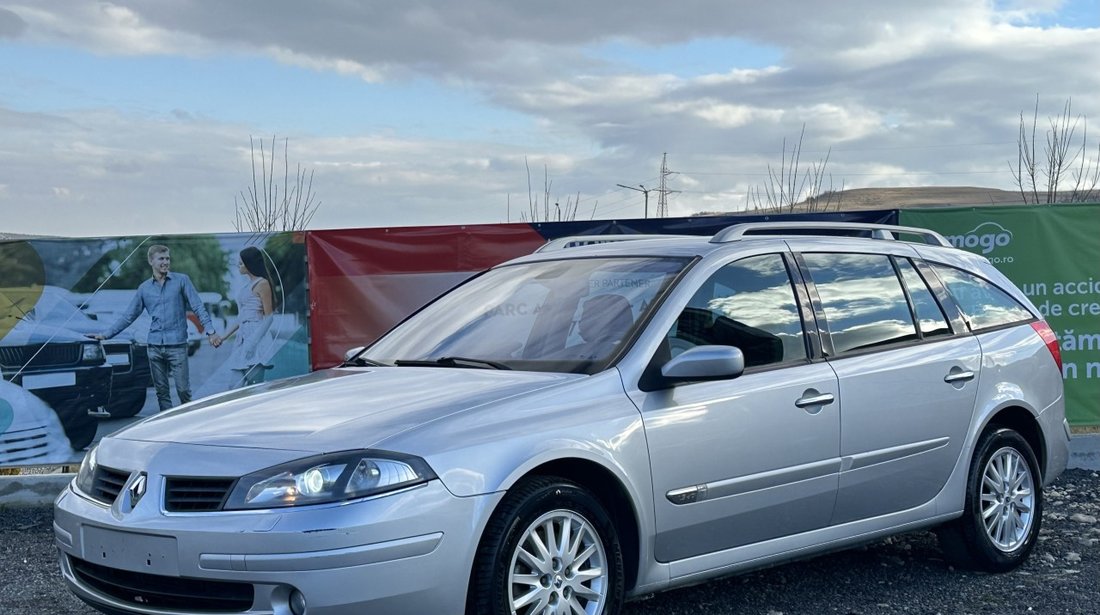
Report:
1,0,1099,235
8,2,210,55
679,101,785,129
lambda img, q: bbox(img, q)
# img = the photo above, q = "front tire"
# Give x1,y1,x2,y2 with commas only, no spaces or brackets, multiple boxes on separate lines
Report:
58,408,98,450
469,476,625,615
106,388,146,418
937,427,1043,572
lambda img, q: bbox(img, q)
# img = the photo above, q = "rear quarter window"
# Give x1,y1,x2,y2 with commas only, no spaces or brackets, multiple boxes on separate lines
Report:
929,263,1033,331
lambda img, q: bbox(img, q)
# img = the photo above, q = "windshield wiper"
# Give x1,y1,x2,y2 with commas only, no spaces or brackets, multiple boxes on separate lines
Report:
394,356,512,370
341,355,389,367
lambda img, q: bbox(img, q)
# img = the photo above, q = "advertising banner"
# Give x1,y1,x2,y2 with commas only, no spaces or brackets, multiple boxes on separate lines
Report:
307,210,898,369
901,204,1100,427
0,232,310,466
307,224,550,369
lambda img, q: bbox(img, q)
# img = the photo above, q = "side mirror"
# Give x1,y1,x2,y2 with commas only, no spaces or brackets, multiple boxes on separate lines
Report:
660,345,745,382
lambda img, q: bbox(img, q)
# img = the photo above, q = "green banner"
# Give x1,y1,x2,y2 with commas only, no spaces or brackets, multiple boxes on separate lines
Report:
902,204,1100,427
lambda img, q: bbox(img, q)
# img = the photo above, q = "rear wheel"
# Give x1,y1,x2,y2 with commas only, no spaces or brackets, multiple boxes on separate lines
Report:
469,476,624,615
937,427,1042,572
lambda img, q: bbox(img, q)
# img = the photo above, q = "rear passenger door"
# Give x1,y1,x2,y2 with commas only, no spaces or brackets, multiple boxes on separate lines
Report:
792,244,981,524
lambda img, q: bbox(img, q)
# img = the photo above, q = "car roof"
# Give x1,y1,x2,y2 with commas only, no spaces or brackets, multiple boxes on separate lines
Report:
510,222,955,265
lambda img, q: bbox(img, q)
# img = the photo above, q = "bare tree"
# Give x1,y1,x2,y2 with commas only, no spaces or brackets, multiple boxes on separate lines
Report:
749,124,843,213
234,135,322,233
517,156,579,222
1011,96,1100,204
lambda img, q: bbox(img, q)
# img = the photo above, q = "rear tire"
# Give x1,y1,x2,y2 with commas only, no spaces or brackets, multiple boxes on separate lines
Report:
937,427,1042,572
468,476,625,615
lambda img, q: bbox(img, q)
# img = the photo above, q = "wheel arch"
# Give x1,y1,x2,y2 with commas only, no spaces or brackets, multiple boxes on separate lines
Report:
980,405,1045,480
478,456,644,594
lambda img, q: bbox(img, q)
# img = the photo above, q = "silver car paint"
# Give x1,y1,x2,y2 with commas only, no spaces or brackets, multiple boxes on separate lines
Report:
619,236,1065,591
115,367,582,452
54,232,1068,613
912,243,1068,486
56,479,502,613
638,360,841,562
826,336,982,524
781,239,983,524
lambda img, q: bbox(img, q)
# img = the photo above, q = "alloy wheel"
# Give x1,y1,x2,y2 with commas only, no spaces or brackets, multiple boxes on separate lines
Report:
980,446,1035,552
508,509,608,615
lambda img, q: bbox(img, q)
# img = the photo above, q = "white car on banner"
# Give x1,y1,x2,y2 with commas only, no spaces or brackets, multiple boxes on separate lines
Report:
0,378,74,464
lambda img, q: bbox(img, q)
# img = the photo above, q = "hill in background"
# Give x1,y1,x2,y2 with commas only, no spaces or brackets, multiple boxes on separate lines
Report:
704,186,1028,215
813,186,1024,211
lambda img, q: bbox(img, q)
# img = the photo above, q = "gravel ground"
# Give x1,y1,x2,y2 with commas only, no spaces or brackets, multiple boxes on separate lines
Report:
1,469,1097,615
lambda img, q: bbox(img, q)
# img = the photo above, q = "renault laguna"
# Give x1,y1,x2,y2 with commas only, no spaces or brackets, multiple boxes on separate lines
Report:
55,222,1069,615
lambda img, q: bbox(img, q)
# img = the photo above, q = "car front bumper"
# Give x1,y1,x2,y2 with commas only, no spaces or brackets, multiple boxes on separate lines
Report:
54,478,501,614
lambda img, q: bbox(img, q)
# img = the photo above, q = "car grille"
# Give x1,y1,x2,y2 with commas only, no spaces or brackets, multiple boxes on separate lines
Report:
89,466,131,505
69,556,254,612
0,343,81,369
0,426,52,464
164,477,236,512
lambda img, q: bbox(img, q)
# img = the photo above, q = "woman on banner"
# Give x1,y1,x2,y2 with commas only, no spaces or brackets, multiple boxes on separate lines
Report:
194,245,283,400
220,246,277,389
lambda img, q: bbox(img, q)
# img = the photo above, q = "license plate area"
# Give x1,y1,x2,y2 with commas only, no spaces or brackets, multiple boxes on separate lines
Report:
82,526,180,575
23,372,76,390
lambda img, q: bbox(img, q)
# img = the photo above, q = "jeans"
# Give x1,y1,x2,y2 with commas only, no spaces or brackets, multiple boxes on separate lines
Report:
147,344,191,411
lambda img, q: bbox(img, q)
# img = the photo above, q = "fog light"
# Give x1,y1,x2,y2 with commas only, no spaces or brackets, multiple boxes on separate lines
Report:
289,589,307,615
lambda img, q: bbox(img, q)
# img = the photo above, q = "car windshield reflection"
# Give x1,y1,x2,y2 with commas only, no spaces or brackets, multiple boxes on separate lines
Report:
365,257,688,374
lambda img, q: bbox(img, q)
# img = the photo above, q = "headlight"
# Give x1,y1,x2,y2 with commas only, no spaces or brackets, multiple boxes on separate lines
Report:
223,450,436,510
74,445,98,496
82,342,104,362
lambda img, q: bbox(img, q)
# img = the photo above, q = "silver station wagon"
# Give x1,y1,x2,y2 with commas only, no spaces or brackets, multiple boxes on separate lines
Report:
55,222,1069,615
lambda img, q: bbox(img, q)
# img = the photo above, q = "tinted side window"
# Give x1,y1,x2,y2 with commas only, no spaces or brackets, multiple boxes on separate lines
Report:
930,263,1032,330
668,254,807,368
896,259,952,338
803,253,917,354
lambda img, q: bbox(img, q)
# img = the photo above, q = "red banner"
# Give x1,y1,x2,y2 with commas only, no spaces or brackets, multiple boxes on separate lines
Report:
307,224,547,368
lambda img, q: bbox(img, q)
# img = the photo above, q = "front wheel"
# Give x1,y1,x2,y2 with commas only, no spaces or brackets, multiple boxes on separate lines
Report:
469,476,625,615
58,408,98,450
937,427,1043,572
106,388,146,418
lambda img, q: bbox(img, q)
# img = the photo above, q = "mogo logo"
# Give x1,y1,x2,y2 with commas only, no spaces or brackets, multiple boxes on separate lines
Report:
946,222,1013,255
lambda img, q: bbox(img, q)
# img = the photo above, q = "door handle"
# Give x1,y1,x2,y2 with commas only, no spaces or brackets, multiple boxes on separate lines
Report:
944,370,975,384
795,392,835,408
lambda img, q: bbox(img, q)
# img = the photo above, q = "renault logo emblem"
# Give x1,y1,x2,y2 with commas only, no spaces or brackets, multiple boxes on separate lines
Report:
129,473,147,506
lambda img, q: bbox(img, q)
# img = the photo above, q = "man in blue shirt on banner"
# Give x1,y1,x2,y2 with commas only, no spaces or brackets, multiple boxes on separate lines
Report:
94,245,222,411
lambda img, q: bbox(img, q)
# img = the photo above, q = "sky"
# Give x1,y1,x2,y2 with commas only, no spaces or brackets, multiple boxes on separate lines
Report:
1,0,1098,237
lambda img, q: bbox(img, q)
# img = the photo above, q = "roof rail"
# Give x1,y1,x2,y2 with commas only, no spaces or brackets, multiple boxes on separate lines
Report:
535,234,686,253
709,222,952,247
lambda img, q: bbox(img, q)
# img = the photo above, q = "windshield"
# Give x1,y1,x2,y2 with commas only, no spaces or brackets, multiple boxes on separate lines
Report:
365,257,688,374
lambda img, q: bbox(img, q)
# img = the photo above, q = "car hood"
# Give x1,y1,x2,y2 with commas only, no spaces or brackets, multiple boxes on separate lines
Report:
112,367,583,452
1,321,90,345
